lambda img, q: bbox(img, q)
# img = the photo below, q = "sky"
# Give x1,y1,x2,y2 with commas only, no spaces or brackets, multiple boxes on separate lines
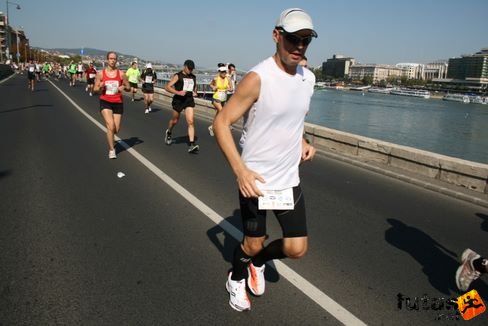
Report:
3,0,488,70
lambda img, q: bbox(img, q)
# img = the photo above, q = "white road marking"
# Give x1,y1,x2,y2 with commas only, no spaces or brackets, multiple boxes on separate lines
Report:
0,73,16,84
48,79,367,326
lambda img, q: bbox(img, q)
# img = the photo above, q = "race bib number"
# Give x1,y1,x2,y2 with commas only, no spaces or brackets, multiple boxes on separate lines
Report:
89,73,96,79
145,76,153,83
217,91,227,102
183,78,195,92
28,66,35,72
105,80,119,95
258,188,294,210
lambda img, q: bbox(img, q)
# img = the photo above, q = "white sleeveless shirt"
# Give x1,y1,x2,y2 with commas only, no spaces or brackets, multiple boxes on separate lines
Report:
239,57,315,190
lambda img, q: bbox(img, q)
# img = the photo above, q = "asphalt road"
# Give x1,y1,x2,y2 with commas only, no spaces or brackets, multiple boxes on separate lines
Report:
1,74,487,325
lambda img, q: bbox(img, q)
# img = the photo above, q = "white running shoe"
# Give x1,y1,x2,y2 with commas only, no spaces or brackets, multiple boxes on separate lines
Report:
247,262,265,296
89,92,93,96
188,144,199,153
208,125,214,137
144,109,149,114
455,248,481,291
148,107,152,112
108,150,117,159
164,129,172,145
226,272,251,312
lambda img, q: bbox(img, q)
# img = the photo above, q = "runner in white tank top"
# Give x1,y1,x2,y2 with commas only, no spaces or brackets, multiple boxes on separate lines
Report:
213,8,318,312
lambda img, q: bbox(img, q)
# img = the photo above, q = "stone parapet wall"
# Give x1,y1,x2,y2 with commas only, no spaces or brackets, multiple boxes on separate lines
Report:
151,86,488,194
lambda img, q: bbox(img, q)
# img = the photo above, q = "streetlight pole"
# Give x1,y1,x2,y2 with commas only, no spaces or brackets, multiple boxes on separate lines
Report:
6,0,21,61
15,26,19,64
24,38,28,63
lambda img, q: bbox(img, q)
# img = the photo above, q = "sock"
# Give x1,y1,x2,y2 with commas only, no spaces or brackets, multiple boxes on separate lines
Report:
231,245,252,281
473,257,488,273
252,239,286,267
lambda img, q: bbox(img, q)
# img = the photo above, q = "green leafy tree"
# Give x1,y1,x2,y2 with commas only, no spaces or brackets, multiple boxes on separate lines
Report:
362,75,374,86
313,68,323,82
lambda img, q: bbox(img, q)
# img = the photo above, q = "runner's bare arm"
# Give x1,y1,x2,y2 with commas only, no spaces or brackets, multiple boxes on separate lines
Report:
119,71,131,92
213,72,265,198
93,71,103,93
164,73,185,96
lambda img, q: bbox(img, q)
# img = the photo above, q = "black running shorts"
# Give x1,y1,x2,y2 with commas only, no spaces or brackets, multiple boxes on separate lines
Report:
142,84,154,94
100,99,124,114
172,96,195,113
239,185,307,238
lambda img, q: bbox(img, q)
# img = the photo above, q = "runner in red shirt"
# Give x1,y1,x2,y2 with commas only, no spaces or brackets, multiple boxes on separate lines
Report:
84,62,97,96
93,51,130,159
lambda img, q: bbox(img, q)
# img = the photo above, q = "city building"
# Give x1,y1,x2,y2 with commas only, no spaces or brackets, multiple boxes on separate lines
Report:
322,54,356,79
0,11,29,64
0,12,6,62
395,63,423,79
349,64,402,83
430,49,488,94
423,61,448,80
447,49,488,80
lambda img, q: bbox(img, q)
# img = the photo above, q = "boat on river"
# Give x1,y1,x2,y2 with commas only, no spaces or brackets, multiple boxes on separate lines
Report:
390,88,431,99
368,87,394,94
443,93,470,103
469,95,488,105
349,85,371,91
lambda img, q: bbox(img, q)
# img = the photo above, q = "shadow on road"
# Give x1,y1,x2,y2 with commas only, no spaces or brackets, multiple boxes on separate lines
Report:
117,137,144,154
384,218,487,296
172,135,191,145
206,209,280,284
476,213,488,232
0,170,12,180
0,104,53,114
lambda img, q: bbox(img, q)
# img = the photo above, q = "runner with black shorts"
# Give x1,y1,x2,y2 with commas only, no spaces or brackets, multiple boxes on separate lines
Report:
93,51,130,159
213,8,318,312
26,59,36,91
140,63,157,114
85,62,97,96
126,61,141,102
164,59,199,153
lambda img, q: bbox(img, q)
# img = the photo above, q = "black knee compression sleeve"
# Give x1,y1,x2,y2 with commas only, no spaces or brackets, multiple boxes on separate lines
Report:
252,239,286,267
231,245,252,281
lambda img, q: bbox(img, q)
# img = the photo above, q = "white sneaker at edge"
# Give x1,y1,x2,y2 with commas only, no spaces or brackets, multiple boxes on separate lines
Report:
226,272,251,312
108,150,117,159
247,262,265,296
455,248,481,291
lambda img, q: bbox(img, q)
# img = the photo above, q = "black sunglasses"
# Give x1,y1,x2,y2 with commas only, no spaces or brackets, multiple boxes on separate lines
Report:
279,30,313,46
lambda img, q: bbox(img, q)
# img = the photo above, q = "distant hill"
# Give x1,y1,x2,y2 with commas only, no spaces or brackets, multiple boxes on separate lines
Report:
44,47,138,59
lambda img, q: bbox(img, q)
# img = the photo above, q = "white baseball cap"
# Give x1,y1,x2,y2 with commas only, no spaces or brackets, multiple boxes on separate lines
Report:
146,63,152,69
275,8,318,37
218,66,227,72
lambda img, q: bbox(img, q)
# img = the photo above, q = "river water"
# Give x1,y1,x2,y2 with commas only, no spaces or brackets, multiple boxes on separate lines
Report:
306,89,488,164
